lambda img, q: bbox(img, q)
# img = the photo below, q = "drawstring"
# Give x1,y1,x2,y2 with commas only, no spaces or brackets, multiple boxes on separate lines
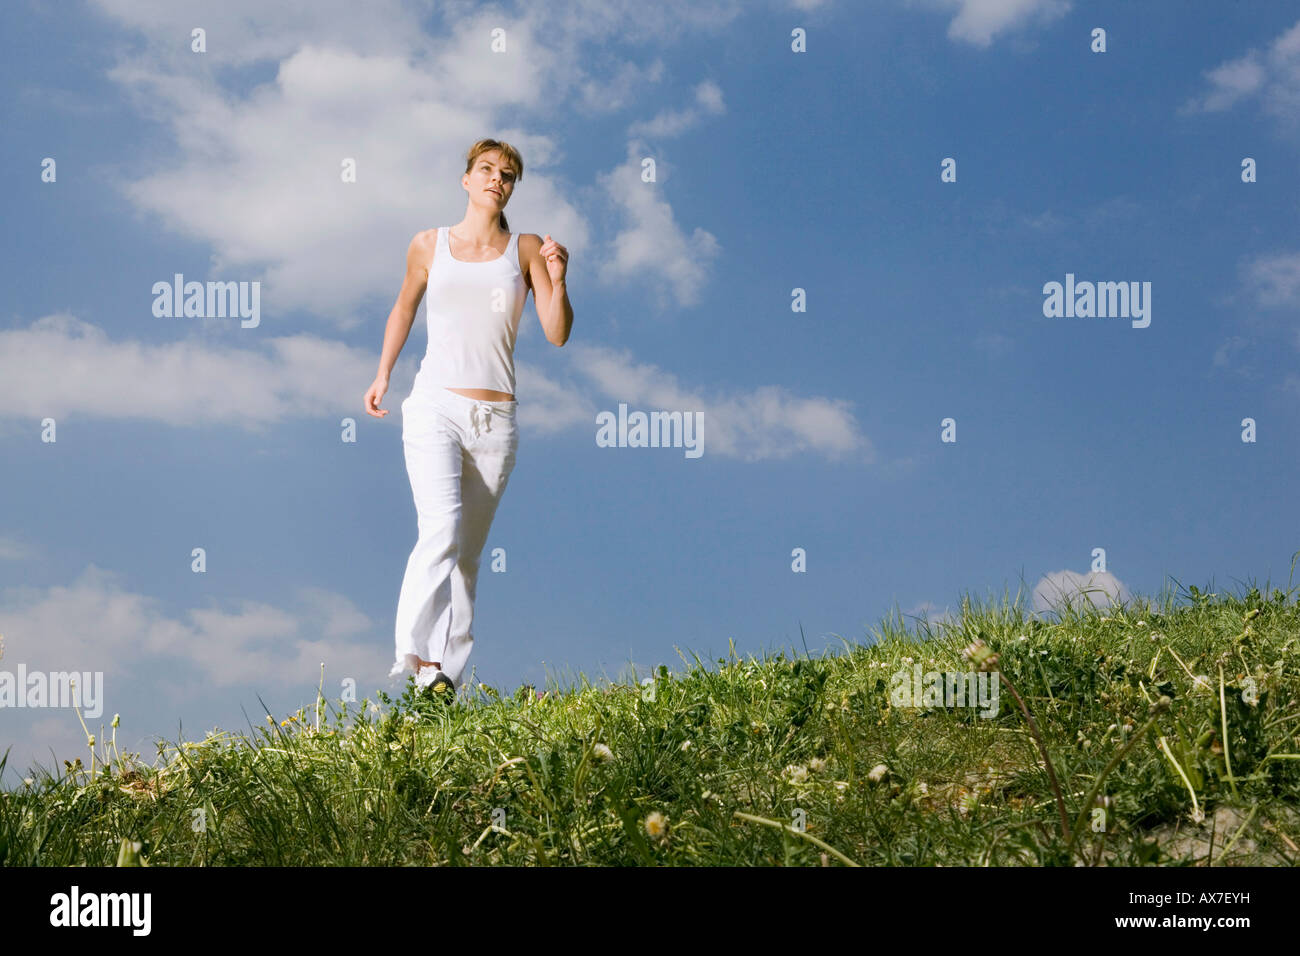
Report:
469,402,496,441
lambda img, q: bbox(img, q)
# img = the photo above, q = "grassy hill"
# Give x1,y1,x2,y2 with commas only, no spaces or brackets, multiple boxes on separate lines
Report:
3,583,1297,866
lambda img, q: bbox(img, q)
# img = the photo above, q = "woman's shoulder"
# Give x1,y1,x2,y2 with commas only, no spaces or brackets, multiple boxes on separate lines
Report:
516,232,544,262
406,228,441,282
409,226,441,251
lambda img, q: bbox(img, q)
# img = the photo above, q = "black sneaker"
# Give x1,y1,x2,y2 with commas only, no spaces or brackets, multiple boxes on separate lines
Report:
426,672,456,703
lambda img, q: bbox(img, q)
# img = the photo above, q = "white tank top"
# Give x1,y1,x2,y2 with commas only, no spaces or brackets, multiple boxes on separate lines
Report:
413,226,527,397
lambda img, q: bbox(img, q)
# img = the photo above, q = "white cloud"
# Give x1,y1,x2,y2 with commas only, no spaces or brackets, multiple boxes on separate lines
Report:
1184,19,1300,136
1211,335,1258,379
1242,250,1300,310
83,0,762,326
0,312,406,430
2,714,97,783
903,0,1071,49
1031,569,1130,616
0,564,383,690
0,537,33,561
628,80,726,139
0,566,391,784
0,311,593,436
595,143,722,308
577,58,667,114
104,38,582,326
906,601,958,633
0,313,861,459
567,342,870,461
88,0,425,66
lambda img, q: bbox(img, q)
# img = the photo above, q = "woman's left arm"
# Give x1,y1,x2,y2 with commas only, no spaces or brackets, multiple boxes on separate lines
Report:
528,233,573,346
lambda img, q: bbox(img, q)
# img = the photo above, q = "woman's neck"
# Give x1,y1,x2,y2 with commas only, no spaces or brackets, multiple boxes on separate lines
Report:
452,209,505,245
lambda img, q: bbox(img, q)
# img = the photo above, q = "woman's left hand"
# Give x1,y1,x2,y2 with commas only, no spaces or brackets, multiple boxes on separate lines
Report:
542,234,568,284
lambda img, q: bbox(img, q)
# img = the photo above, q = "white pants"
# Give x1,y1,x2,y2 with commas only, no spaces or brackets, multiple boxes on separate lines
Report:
390,385,518,689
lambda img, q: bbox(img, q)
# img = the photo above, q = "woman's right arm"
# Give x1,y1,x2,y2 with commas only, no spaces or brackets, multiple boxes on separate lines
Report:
364,232,433,418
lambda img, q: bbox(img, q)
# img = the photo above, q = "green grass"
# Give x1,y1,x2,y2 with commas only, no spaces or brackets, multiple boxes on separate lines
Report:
3,580,1298,866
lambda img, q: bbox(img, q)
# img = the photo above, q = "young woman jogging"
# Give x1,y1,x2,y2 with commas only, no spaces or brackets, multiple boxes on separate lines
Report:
363,138,573,700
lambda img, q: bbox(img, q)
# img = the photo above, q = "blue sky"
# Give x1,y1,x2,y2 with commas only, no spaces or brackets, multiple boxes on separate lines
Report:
3,0,1299,787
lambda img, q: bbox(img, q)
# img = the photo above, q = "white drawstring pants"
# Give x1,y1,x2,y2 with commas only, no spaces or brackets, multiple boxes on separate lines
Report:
390,386,518,690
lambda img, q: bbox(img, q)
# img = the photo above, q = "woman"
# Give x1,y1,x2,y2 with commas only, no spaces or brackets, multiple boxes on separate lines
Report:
364,138,573,701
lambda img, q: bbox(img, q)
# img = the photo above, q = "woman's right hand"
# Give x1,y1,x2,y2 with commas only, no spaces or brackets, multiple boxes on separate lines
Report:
364,376,390,418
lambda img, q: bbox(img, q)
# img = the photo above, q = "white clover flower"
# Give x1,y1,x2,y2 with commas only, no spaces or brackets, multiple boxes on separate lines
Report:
23,777,34,788
1136,620,1147,627
867,763,888,783
644,811,667,841
593,742,613,761
786,764,809,785
809,757,827,773
679,740,692,752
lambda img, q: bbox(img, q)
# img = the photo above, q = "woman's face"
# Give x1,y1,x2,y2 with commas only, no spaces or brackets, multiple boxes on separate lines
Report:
464,151,515,208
